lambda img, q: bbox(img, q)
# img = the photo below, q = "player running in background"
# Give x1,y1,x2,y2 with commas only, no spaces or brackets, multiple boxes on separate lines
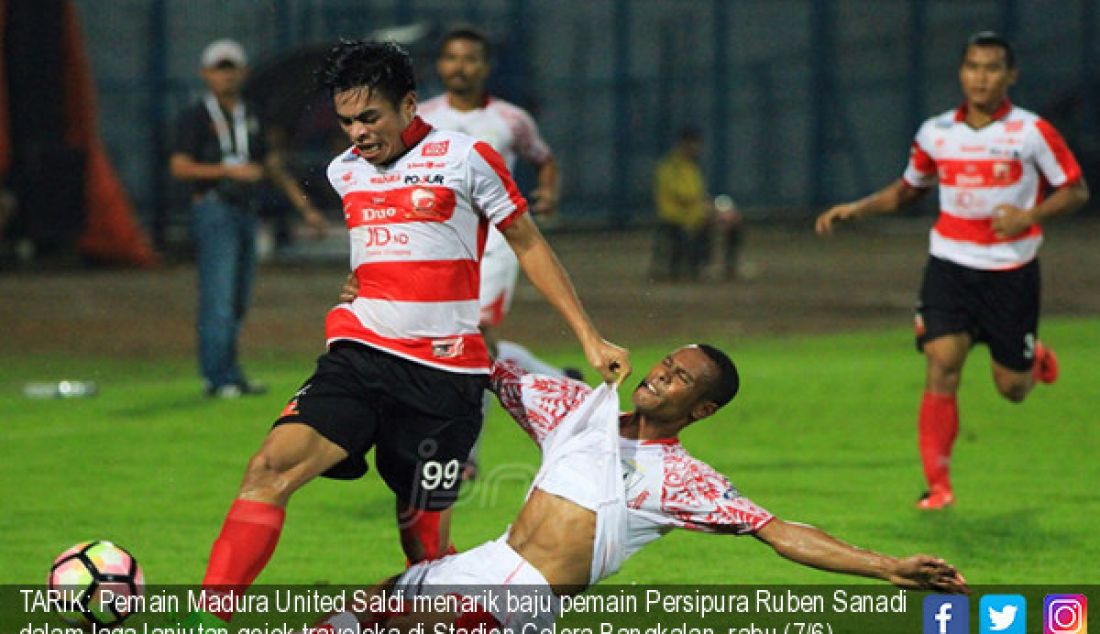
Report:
179,40,629,628
311,345,968,631
815,32,1088,510
417,25,576,479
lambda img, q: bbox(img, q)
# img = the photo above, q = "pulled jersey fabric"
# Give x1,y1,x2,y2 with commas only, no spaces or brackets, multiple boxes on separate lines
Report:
490,361,774,584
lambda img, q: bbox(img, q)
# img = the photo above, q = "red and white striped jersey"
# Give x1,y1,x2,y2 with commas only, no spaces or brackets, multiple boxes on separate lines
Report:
903,100,1082,270
490,360,773,579
325,117,528,373
417,94,553,173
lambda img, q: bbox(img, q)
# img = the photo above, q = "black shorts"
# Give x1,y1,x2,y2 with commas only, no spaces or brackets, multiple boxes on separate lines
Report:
274,342,487,510
914,256,1040,372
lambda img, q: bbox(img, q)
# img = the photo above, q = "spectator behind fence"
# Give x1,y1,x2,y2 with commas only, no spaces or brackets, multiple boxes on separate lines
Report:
170,38,328,398
651,127,743,282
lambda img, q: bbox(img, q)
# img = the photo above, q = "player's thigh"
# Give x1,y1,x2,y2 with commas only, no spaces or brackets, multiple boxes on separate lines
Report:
914,256,975,356
975,260,1041,373
271,344,386,481
251,423,349,488
375,370,486,511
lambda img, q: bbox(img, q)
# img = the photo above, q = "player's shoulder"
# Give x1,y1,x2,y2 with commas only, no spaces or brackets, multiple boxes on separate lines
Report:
486,96,529,116
1002,105,1051,134
326,146,362,179
920,107,959,132
417,94,448,114
413,127,479,159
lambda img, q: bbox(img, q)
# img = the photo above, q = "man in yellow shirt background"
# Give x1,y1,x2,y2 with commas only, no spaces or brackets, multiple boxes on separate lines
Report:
651,126,741,281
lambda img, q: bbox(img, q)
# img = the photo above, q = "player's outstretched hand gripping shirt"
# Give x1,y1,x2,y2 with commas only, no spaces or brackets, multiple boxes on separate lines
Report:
325,117,528,373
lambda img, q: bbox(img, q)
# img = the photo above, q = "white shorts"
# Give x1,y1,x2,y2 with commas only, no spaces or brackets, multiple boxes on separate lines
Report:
397,535,559,629
479,228,519,327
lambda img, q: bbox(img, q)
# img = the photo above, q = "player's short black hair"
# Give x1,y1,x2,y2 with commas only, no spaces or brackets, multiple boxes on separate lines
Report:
694,344,739,409
962,31,1016,69
439,24,492,59
319,39,416,106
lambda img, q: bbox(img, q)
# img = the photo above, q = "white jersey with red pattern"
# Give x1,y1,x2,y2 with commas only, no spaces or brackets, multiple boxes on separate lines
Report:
417,94,553,172
903,101,1082,271
324,117,528,373
418,94,554,325
490,361,774,584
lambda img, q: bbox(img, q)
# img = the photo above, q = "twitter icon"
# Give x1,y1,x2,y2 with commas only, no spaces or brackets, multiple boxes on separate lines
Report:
981,594,1026,634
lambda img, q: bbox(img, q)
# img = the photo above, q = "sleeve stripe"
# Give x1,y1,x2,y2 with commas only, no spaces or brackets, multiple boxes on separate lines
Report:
1035,119,1083,186
473,141,528,218
910,141,936,174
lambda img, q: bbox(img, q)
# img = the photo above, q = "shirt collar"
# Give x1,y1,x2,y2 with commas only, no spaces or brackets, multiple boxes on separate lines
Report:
954,99,1013,123
351,116,434,164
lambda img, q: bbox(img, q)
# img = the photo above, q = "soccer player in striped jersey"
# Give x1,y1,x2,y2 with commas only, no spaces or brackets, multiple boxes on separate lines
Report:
179,40,629,628
815,32,1088,510
418,25,575,480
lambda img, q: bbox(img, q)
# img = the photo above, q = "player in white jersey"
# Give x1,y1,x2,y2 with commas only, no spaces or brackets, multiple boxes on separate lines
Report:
309,345,967,631
178,40,629,629
417,26,575,479
815,32,1088,510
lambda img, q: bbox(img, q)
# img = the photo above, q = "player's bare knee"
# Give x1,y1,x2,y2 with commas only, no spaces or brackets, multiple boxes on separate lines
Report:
239,449,296,501
996,380,1030,403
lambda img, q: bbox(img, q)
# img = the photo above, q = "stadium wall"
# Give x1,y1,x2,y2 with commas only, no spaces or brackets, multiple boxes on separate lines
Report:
72,0,1100,245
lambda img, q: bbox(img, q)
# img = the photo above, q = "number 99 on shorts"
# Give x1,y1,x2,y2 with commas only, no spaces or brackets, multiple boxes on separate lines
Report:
420,459,461,491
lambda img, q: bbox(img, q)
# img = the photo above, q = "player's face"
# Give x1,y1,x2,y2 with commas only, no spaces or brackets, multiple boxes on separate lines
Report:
437,38,490,97
333,88,417,165
201,65,246,98
958,44,1017,111
632,347,717,421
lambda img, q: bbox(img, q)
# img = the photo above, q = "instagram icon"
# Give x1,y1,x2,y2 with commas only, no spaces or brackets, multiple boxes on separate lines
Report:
1045,594,1087,634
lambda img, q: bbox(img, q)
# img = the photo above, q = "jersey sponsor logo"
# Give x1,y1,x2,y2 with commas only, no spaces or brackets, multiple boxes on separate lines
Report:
404,173,445,185
421,140,450,157
361,226,410,247
937,159,1023,187
406,161,447,169
1003,120,1024,133
371,174,401,184
410,188,437,213
431,337,465,359
959,144,987,153
343,187,457,226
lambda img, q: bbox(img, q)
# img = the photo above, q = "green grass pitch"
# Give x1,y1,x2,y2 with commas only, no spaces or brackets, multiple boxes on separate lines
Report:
2,317,1097,586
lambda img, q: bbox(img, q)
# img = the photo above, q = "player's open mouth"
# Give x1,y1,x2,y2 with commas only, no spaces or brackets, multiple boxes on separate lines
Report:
642,380,658,395
358,142,383,157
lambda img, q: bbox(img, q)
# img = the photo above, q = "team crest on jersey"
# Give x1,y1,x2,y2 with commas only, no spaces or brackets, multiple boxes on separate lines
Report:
431,337,464,359
421,140,450,157
411,188,437,213
1003,120,1024,133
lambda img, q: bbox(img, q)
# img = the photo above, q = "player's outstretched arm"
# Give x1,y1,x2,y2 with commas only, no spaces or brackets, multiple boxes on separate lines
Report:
502,214,631,384
754,519,968,593
814,179,927,236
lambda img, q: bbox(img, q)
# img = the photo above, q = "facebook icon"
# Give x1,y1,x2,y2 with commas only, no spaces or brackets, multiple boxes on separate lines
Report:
924,595,969,634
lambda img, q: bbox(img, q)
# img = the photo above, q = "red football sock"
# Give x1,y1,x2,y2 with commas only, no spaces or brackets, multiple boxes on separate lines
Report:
201,499,286,621
918,392,959,493
400,509,453,565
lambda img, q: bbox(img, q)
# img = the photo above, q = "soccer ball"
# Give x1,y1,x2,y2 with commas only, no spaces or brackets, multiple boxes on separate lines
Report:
48,540,144,629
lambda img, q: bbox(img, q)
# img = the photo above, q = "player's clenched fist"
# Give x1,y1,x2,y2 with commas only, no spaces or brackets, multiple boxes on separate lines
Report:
585,339,631,385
